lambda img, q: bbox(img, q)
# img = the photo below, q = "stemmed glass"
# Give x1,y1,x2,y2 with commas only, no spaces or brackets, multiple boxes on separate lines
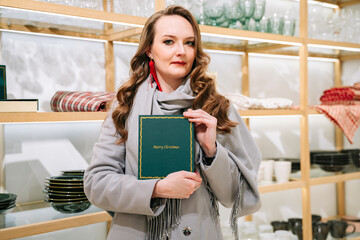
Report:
242,0,255,30
204,1,225,27
252,0,266,32
189,0,208,25
355,10,360,43
224,2,244,29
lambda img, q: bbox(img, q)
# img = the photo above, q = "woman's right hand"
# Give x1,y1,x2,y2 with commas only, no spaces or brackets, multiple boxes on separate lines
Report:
151,170,202,199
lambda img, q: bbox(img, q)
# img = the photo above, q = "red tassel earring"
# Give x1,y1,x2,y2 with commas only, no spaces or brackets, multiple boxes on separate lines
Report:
149,59,162,92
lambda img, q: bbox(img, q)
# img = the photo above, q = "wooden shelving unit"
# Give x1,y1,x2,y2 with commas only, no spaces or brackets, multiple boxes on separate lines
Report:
0,0,359,239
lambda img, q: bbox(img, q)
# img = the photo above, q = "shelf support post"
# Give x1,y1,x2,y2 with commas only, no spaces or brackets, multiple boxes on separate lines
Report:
299,0,312,239
334,56,346,218
241,51,250,129
155,0,166,12
103,0,115,93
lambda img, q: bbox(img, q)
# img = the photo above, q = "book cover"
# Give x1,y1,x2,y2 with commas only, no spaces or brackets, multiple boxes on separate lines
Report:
0,99,39,112
138,115,195,179
0,65,6,100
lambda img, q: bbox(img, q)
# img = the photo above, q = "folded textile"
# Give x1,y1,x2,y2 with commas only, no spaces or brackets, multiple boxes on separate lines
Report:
224,93,293,110
50,91,116,112
319,100,360,105
320,87,360,103
315,105,360,144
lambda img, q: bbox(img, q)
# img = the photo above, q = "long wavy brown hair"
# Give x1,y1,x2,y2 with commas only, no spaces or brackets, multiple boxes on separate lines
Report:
112,5,237,143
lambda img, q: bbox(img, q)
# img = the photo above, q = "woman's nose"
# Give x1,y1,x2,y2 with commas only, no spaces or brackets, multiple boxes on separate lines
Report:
175,44,186,56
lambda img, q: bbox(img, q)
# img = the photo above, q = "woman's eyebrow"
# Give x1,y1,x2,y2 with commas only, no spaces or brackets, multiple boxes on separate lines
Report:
161,35,195,39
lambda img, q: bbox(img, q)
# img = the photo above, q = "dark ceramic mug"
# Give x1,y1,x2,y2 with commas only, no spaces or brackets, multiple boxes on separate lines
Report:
294,224,303,240
312,222,329,240
312,214,322,224
328,220,356,238
271,221,288,231
288,218,302,234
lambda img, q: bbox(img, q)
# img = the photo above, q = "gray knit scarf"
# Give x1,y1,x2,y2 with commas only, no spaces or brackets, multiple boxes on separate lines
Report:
125,76,258,240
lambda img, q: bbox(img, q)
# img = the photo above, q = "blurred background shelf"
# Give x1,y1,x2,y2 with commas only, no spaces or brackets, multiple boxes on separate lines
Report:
0,201,111,240
310,171,360,186
0,112,107,123
0,109,323,123
258,179,305,193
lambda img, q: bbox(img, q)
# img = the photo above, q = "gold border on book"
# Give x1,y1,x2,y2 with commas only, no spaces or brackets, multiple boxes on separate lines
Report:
138,116,194,179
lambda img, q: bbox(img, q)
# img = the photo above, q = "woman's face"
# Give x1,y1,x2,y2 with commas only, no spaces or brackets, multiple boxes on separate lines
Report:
148,15,196,86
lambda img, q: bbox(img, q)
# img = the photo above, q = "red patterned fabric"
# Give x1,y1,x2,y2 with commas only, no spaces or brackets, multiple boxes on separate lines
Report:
315,105,360,144
320,87,360,103
50,91,115,112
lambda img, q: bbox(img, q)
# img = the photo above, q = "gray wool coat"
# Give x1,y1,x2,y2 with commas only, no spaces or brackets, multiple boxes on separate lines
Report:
84,79,262,240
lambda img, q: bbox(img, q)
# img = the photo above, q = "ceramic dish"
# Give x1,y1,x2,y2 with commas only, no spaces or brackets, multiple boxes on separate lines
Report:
44,193,86,199
44,188,85,194
318,164,346,172
46,176,83,182
341,149,360,167
44,186,84,193
45,181,84,186
0,193,17,203
43,191,86,197
0,200,16,208
61,170,85,176
45,197,88,202
44,184,84,189
0,204,16,214
50,201,91,214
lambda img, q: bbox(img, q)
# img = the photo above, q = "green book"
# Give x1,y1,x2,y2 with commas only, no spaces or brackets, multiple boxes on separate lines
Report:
138,115,195,180
0,65,6,100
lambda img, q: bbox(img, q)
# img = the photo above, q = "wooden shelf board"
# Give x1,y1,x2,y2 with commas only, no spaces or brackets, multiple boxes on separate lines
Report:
0,109,322,123
0,0,147,26
238,109,322,117
0,20,107,41
239,109,303,117
0,112,107,123
1,0,360,56
259,179,305,194
314,0,360,8
0,211,111,240
307,38,360,53
199,25,303,46
310,172,360,186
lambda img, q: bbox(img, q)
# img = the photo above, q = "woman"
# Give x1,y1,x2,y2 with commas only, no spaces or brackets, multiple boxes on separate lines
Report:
84,5,261,240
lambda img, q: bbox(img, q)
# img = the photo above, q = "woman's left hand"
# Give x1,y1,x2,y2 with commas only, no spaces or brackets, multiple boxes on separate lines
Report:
183,109,217,157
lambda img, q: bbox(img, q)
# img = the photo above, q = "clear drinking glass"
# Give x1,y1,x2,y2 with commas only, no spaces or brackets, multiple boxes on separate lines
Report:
283,10,296,36
252,0,266,32
268,13,284,35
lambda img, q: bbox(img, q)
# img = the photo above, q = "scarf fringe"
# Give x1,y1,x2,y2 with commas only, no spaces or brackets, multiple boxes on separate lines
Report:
198,168,220,223
146,199,181,240
230,175,245,240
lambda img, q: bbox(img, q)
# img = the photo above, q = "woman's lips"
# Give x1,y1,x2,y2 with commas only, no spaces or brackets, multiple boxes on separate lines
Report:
171,61,186,65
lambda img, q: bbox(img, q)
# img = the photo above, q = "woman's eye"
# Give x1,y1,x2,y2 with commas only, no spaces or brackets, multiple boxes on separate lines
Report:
164,40,173,45
186,41,195,46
